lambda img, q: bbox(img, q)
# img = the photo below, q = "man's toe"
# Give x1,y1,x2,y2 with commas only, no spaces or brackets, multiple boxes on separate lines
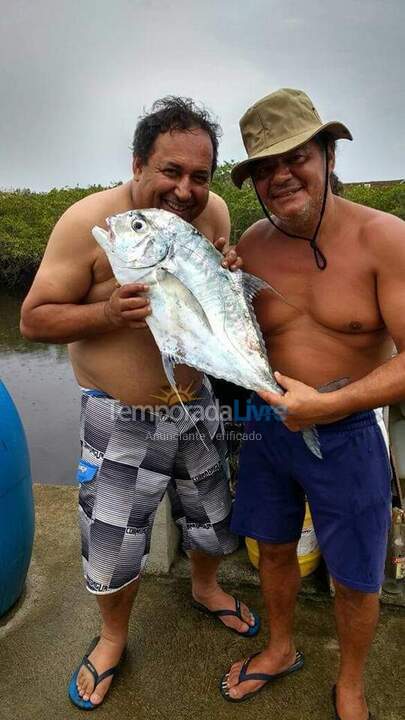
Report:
241,603,255,626
89,677,113,706
77,680,87,696
227,662,243,687
228,677,249,700
236,618,250,632
89,691,102,705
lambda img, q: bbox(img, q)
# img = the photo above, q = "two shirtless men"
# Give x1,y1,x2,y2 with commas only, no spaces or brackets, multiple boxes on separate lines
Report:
21,90,405,719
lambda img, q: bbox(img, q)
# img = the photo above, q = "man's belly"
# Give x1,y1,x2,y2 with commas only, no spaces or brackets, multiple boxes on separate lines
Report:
266,326,394,390
69,328,203,406
69,318,393,408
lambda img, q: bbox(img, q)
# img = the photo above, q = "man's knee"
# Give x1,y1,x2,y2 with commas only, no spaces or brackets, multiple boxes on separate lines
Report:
258,540,299,568
333,579,379,609
95,577,140,609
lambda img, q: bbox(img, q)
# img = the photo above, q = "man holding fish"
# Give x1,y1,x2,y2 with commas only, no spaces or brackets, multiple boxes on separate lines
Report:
20,97,259,710
220,88,404,720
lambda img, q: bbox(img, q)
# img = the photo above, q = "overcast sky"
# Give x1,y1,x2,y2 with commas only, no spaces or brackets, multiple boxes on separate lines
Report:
1,0,403,191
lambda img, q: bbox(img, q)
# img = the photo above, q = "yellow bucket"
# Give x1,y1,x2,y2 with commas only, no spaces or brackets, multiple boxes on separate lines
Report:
245,503,321,577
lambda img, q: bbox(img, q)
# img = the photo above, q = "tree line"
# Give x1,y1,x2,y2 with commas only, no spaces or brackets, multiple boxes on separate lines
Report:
1,167,404,291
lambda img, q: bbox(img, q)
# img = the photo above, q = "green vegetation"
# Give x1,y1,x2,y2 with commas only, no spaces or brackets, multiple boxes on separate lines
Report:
211,165,405,239
344,183,405,219
0,186,106,290
210,162,262,242
1,174,404,292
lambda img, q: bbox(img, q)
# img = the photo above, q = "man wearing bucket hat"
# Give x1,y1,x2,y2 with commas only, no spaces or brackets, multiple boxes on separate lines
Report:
220,88,405,719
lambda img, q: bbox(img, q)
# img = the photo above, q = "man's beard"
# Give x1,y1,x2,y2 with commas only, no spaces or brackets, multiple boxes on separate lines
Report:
273,191,323,236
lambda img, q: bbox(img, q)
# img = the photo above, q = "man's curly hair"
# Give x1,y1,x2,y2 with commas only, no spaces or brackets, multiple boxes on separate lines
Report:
132,96,221,175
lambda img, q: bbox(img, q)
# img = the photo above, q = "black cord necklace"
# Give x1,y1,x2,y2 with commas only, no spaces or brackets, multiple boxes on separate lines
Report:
252,147,329,270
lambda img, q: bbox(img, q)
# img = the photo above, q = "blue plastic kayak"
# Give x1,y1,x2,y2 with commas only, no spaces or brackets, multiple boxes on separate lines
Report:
0,380,35,617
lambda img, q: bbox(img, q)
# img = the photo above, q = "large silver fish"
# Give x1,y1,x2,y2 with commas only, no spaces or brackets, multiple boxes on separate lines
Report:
92,209,321,458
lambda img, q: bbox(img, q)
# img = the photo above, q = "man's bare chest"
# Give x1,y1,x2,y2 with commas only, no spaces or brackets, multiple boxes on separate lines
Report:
252,256,384,338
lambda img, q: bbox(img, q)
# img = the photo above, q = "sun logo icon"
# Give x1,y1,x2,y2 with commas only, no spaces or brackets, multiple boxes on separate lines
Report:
152,382,199,406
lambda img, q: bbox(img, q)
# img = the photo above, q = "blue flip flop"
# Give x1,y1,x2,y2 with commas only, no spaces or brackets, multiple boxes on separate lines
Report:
68,636,124,711
192,595,260,637
220,649,304,703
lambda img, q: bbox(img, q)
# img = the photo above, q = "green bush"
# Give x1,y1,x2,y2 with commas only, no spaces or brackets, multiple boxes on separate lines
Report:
343,184,405,219
211,162,262,242
0,186,105,289
1,176,404,291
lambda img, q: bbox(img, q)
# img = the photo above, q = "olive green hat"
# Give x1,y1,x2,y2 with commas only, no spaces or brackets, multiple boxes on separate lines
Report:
231,88,353,188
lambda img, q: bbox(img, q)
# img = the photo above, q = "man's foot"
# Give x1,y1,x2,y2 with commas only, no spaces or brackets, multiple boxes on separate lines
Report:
192,587,257,634
222,647,302,701
74,635,126,707
333,683,371,720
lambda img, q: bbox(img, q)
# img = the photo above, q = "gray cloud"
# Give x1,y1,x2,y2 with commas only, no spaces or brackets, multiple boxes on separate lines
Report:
0,0,403,190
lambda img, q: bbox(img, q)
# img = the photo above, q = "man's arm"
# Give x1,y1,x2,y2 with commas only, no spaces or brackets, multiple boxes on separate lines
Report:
258,215,405,429
20,206,150,344
323,214,405,414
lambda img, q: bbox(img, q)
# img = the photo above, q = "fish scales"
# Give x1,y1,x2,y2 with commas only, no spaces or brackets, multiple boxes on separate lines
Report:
92,208,322,458
163,231,269,386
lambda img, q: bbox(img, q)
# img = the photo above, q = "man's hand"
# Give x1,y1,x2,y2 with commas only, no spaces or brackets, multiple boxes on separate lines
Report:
258,371,335,430
104,283,151,329
214,237,243,271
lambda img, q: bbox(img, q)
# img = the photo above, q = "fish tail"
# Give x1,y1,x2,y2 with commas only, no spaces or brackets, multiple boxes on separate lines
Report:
178,395,210,452
168,381,210,452
302,427,322,459
162,353,209,450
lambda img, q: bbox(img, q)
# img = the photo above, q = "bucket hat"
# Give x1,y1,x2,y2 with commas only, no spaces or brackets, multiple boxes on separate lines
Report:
231,88,352,188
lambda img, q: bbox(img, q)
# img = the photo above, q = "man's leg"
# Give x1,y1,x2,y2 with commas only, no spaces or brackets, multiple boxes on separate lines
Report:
304,412,391,719
74,392,178,706
225,540,301,700
333,580,379,720
77,578,140,706
190,550,254,633
172,379,259,634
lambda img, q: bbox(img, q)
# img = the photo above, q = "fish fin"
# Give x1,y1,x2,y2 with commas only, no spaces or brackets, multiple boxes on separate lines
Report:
92,226,111,252
161,353,209,451
162,353,178,389
302,427,323,459
159,269,213,332
235,273,269,358
241,271,288,304
237,273,290,376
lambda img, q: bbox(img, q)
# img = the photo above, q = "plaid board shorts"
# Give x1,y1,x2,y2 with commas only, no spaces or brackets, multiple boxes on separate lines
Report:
77,377,238,594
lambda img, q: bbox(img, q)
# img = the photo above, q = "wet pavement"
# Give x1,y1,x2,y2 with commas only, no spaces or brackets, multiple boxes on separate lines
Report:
0,484,403,720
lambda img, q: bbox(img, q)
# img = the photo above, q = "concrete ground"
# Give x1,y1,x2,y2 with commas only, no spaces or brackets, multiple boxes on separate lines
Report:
0,485,404,720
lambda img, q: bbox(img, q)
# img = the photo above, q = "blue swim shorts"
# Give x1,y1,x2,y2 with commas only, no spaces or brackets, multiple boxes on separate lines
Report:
231,395,392,593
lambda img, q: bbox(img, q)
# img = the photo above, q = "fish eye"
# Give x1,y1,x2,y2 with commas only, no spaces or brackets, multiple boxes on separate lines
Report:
131,218,145,232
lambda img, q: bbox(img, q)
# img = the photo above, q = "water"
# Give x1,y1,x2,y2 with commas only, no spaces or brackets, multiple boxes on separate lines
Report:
0,290,80,485
0,290,250,487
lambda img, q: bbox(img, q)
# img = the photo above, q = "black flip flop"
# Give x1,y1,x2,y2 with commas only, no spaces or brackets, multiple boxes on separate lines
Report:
220,649,304,703
192,595,260,637
68,636,126,711
332,685,373,719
